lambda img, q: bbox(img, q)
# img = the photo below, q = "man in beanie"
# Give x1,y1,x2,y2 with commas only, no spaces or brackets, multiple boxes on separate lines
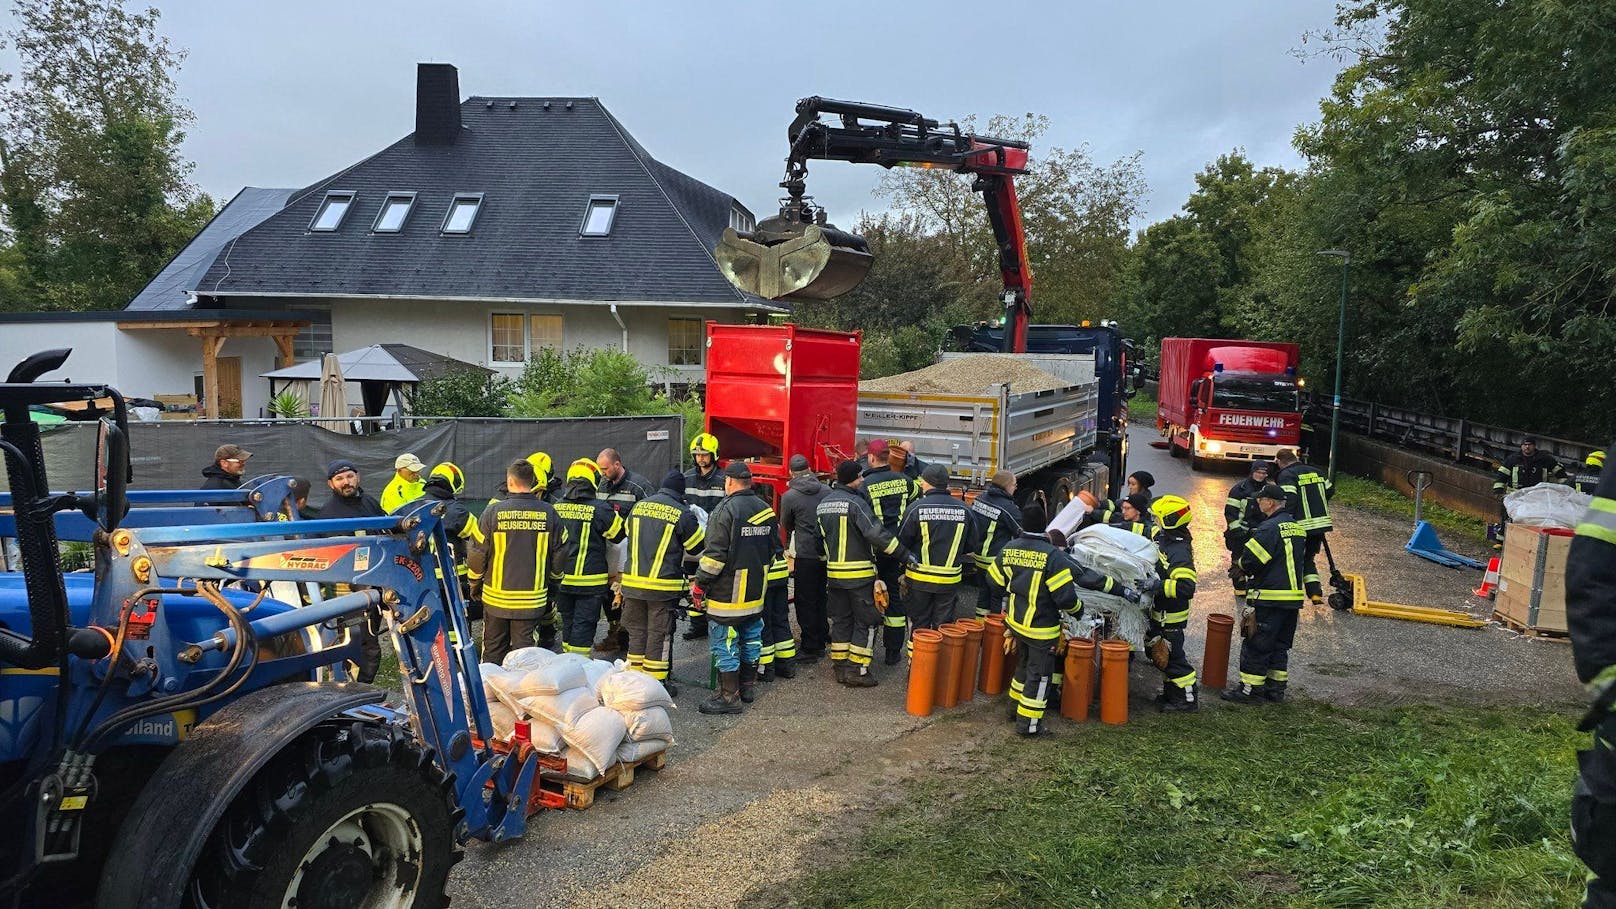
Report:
817,460,909,687
1224,483,1307,704
862,438,918,664
1224,461,1273,596
201,444,251,490
987,502,1085,737
620,470,706,694
317,459,384,679
898,464,982,638
694,461,777,713
779,453,831,660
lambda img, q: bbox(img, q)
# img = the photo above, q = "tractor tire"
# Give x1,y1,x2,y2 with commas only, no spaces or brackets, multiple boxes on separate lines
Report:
186,719,459,909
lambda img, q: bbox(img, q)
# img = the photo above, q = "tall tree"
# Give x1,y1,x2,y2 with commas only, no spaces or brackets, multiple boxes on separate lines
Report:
0,0,213,312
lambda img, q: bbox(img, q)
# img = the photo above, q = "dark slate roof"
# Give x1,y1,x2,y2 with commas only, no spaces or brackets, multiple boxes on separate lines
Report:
189,97,777,310
126,187,296,310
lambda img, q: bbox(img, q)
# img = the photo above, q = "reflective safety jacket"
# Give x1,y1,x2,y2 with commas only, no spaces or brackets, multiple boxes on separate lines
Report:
421,478,482,577
1493,450,1568,494
1276,463,1332,533
380,473,425,514
817,486,904,589
898,489,982,591
1568,442,1616,702
1152,530,1198,628
1576,467,1603,496
695,489,778,622
969,485,1023,570
862,467,917,534
1238,509,1307,607
621,490,706,600
987,533,1084,640
554,484,627,592
467,492,567,618
1224,477,1267,538
684,464,726,516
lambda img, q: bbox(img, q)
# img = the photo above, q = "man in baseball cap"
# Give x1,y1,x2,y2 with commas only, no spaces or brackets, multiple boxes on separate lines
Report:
201,444,252,490
381,452,427,513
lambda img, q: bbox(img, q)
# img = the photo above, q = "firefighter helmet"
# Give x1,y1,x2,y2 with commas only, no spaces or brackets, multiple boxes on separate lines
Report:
567,458,602,487
1589,450,1606,469
430,462,465,495
690,433,719,458
526,451,553,487
1150,494,1192,530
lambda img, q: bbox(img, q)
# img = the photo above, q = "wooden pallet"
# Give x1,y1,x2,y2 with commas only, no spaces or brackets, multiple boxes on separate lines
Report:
1493,610,1570,641
542,750,668,810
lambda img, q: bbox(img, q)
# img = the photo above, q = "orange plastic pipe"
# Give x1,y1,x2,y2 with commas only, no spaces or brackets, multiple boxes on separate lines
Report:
1099,640,1131,725
1059,637,1095,722
906,629,943,717
937,624,968,709
954,618,985,704
1202,613,1235,691
979,614,1009,695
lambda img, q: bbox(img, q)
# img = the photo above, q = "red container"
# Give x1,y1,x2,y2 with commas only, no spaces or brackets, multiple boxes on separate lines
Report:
704,322,862,505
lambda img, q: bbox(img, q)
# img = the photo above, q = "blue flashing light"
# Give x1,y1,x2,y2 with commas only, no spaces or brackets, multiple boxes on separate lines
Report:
1213,362,1224,373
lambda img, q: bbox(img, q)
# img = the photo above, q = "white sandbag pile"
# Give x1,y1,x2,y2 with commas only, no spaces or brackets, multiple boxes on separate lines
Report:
476,651,676,783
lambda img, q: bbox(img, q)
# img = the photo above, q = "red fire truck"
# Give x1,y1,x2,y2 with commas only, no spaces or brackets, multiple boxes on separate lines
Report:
1156,337,1304,469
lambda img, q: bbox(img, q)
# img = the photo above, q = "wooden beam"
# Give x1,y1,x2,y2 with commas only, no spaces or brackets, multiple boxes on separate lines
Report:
273,333,296,369
201,335,227,419
182,323,311,339
118,319,310,333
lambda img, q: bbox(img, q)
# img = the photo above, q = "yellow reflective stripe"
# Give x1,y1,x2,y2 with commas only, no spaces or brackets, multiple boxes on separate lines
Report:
979,518,998,558
1245,536,1271,563
1163,579,1178,599
906,565,963,584
921,521,931,567
747,508,776,526
1153,608,1190,624
606,512,626,540
1224,497,1242,509
838,516,848,564
491,533,506,590
1248,589,1304,601
1170,567,1196,581
622,574,685,592
944,523,964,570
827,562,876,579
1579,498,1616,545
1046,568,1073,591
463,521,484,545
683,525,706,551
698,556,725,575
882,536,901,555
987,561,1007,587
651,524,674,578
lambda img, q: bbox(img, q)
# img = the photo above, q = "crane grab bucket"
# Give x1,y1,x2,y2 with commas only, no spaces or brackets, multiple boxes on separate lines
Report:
715,220,873,302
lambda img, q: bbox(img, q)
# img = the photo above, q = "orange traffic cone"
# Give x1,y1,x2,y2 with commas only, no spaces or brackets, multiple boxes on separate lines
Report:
1472,557,1501,598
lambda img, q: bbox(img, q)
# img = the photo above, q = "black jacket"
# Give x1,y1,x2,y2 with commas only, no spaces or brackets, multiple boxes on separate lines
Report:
420,478,481,565
897,489,982,591
319,489,384,519
468,492,566,618
1568,439,1616,700
598,468,654,516
683,464,727,516
695,488,777,622
817,485,904,589
200,464,242,490
1224,478,1267,538
621,490,706,601
1576,466,1603,496
1238,509,1307,607
987,532,1084,641
862,467,917,533
1276,462,1332,534
1495,450,1568,493
780,473,830,561
969,485,1023,570
1152,529,1198,627
555,482,627,592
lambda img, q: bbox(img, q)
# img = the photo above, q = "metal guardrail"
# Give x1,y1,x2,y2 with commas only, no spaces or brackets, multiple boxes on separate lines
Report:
1304,393,1600,470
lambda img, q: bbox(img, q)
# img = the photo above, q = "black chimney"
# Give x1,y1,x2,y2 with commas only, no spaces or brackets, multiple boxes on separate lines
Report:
415,63,461,146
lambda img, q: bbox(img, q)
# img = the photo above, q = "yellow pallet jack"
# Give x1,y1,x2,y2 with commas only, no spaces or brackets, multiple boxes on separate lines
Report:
1338,572,1487,628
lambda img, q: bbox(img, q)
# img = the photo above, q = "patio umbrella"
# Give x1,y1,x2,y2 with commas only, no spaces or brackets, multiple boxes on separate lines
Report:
316,353,350,434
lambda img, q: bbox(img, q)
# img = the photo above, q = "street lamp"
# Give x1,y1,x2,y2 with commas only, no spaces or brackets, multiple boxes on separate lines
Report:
1316,249,1350,488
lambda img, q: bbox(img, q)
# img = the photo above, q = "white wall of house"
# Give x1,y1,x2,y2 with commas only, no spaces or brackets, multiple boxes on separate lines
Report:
2,322,123,384
328,298,760,382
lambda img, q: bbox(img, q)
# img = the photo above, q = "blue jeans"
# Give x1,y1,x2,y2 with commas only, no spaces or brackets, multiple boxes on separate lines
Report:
709,616,763,673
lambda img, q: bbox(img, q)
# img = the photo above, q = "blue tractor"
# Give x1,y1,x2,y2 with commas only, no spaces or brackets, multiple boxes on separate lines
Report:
0,350,540,908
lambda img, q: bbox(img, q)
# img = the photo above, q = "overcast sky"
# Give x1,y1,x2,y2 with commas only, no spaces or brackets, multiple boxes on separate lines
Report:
100,1,1343,229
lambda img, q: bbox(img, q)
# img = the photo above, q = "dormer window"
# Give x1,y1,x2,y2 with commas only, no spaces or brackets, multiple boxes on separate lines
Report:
310,191,355,231
580,195,618,237
373,193,416,233
442,193,483,234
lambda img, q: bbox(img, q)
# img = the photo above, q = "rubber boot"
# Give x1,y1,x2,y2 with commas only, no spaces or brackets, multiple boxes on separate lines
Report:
537,627,558,652
683,613,709,641
757,661,774,683
773,656,796,680
797,648,824,664
834,662,853,686
1220,683,1266,705
739,661,759,703
843,662,878,688
1262,681,1287,704
1161,683,1199,712
699,671,743,715
884,647,902,667
661,678,680,698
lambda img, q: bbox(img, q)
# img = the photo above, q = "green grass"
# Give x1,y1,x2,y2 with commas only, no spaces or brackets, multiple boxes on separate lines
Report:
1128,385,1159,423
1331,474,1488,544
790,702,1583,909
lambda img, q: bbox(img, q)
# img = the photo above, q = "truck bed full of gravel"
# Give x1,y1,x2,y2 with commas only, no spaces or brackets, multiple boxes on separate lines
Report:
859,354,1069,395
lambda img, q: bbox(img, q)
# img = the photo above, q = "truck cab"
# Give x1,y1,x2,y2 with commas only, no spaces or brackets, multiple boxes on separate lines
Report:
1157,337,1303,469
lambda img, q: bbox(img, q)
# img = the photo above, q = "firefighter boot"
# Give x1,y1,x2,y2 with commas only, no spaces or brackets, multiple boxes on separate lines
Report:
773,655,796,680
739,661,759,704
1162,682,1199,713
1262,681,1287,704
843,663,879,688
1220,683,1266,705
699,671,743,715
593,620,625,657
757,660,773,683
683,613,709,641
834,662,854,686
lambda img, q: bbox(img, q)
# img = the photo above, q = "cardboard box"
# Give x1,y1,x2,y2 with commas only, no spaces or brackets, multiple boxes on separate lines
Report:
1494,525,1572,634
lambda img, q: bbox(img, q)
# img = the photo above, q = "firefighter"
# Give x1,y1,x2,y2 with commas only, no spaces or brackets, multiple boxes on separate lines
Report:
419,461,487,621
1088,471,1158,525
1146,495,1199,711
760,512,795,682
682,433,726,641
200,444,250,490
818,460,909,687
527,451,561,502
594,448,650,654
1493,435,1570,548
468,459,566,666
620,470,705,695
1576,450,1605,495
693,461,776,714
1567,437,1616,908
1274,448,1331,605
780,453,831,661
380,453,427,513
1224,461,1272,596
1223,483,1307,704
553,458,626,655
987,503,1086,737
862,438,919,664
970,470,1023,618
897,464,982,640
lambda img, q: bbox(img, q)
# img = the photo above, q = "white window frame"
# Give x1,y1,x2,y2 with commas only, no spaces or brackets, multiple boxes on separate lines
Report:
529,313,563,352
372,192,417,233
442,193,485,235
309,191,356,232
579,195,619,237
489,312,526,365
667,317,704,367
728,205,755,233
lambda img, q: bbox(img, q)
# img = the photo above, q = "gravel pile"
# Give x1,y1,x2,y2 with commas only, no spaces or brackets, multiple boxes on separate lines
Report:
860,354,1068,395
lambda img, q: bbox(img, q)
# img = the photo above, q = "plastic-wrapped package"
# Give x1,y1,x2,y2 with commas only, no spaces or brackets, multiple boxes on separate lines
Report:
596,670,676,712
501,647,555,672
616,739,667,763
519,688,599,728
561,706,629,771
1065,524,1161,649
619,706,674,743
1505,483,1592,529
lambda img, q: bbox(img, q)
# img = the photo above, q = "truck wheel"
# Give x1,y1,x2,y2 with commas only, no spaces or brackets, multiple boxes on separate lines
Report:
1169,431,1185,459
186,719,459,909
1188,433,1205,471
1045,475,1074,512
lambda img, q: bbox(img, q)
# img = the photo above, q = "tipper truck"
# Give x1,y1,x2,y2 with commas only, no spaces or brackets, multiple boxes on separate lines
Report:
1156,337,1304,469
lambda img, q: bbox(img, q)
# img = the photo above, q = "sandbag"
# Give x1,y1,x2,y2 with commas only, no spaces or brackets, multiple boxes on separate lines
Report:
508,660,589,699
559,748,601,782
488,701,518,742
562,706,628,771
501,647,555,672
597,669,676,712
616,739,667,764
619,706,674,744
607,540,627,577
1505,482,1591,528
523,719,564,754
583,659,616,691
519,688,599,728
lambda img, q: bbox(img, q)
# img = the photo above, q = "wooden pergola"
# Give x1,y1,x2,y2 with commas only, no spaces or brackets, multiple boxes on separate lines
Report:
117,316,310,418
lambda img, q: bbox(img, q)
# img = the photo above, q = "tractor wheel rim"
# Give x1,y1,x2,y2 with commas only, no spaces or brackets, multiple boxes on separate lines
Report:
285,801,423,909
